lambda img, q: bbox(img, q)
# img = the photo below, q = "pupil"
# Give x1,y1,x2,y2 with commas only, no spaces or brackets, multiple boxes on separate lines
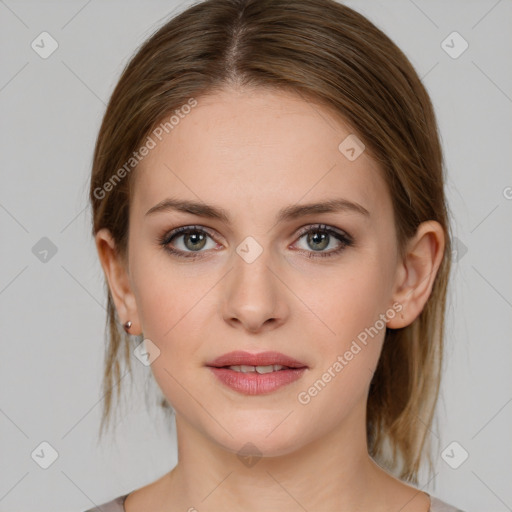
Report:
308,231,329,251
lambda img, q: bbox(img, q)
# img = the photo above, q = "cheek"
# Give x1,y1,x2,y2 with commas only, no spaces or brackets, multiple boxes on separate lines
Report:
296,262,388,402
130,244,228,356
129,268,201,399
305,259,389,345
131,261,213,413
130,243,207,336
295,283,387,428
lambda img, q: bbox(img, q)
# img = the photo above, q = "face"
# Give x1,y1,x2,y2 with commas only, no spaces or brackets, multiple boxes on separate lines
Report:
120,86,403,457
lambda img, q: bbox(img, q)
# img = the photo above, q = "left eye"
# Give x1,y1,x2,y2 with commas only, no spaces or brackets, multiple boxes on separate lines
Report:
293,224,353,257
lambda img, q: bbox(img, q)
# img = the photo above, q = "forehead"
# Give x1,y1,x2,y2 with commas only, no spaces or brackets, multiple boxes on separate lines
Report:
132,87,390,223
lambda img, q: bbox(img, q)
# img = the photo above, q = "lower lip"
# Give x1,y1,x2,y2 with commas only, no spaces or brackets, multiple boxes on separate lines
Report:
207,367,307,395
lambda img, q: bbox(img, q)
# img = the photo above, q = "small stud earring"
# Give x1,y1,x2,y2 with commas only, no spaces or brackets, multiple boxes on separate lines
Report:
123,320,132,333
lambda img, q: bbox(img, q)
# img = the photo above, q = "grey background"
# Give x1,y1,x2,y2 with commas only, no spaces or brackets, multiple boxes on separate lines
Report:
1,0,511,510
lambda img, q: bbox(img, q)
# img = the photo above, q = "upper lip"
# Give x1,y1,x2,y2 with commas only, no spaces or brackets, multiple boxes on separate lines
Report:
206,351,308,368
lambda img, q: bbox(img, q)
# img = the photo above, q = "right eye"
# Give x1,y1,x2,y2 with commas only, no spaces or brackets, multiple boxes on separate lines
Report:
159,225,220,259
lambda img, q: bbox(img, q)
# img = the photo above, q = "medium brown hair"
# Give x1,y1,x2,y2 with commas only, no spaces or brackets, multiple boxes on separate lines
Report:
89,0,452,484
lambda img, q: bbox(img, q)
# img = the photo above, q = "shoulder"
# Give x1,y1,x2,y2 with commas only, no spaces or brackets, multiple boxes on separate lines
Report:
429,494,466,512
81,491,466,512
82,494,129,512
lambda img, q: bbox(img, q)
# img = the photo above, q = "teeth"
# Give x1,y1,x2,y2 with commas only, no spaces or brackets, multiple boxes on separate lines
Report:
228,364,287,373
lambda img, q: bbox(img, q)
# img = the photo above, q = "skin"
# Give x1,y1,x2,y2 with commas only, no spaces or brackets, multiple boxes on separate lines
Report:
96,86,445,512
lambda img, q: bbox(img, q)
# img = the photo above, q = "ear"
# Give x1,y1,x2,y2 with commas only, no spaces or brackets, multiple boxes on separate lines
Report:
387,220,446,329
95,228,142,335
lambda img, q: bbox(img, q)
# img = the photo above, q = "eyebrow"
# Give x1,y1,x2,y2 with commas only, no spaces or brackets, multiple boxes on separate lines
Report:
145,197,370,223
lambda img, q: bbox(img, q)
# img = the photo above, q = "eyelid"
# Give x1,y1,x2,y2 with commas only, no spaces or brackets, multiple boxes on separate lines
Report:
294,223,351,240
161,224,218,243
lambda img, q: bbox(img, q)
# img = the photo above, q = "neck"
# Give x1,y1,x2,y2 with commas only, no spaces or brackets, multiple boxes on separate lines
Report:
164,404,394,511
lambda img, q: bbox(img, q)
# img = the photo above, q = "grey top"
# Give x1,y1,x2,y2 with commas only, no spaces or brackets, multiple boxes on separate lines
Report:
83,492,465,511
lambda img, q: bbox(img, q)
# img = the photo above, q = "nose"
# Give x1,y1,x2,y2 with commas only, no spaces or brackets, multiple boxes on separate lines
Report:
220,242,289,334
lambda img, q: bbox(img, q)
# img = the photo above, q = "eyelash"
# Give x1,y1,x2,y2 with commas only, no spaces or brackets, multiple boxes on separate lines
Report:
158,224,354,260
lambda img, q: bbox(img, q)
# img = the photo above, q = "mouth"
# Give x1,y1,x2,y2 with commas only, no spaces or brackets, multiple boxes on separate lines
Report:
206,351,308,395
220,364,297,373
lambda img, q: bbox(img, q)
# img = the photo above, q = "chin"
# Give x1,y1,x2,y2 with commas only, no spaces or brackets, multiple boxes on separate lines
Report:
210,425,307,460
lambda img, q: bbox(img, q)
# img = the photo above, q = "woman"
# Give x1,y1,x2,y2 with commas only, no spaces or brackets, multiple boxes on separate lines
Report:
87,0,464,510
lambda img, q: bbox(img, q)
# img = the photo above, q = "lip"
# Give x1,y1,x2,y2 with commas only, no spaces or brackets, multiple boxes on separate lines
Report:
208,367,307,395
206,350,308,369
205,351,308,396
